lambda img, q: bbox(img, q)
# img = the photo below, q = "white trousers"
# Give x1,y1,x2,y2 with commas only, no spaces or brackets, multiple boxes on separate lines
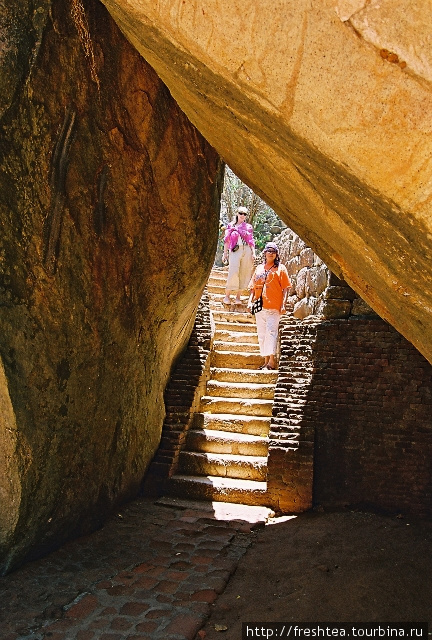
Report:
226,244,254,291
255,308,281,356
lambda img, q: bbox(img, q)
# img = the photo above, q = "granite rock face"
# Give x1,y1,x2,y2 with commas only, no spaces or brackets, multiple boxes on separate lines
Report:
100,0,432,363
0,0,222,572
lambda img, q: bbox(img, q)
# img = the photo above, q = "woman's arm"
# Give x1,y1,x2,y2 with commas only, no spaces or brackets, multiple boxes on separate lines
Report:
247,269,258,311
280,287,288,314
223,225,233,261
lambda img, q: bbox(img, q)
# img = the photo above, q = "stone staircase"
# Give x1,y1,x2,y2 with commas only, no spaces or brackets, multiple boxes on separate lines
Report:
167,267,277,506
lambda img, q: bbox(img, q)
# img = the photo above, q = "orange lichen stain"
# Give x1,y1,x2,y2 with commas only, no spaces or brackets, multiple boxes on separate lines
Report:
380,48,406,69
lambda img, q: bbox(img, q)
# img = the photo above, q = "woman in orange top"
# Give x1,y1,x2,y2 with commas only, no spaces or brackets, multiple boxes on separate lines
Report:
247,242,290,370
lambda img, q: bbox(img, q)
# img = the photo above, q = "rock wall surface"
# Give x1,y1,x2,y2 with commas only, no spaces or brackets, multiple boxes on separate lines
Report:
0,0,222,573
100,0,432,364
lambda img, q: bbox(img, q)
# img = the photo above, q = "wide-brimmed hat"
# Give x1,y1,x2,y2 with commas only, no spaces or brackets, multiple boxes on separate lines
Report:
264,242,279,252
237,206,249,214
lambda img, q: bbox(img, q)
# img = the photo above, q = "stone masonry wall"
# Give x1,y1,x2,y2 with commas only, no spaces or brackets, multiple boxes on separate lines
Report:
267,317,316,513
270,315,432,517
142,290,213,496
310,317,432,517
275,228,375,320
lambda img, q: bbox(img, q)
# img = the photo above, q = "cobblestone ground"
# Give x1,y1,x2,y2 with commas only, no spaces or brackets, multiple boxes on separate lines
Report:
0,497,264,640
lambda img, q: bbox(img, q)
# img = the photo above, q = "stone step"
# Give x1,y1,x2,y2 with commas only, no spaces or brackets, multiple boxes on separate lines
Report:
207,283,227,294
214,330,258,344
211,310,255,324
178,451,267,481
186,429,269,456
156,496,275,523
210,300,249,313
212,350,265,369
213,321,257,333
167,474,269,507
206,379,274,400
209,268,228,279
210,367,278,384
200,396,273,416
208,284,249,296
192,413,270,436
212,292,250,303
214,340,260,353
208,272,226,281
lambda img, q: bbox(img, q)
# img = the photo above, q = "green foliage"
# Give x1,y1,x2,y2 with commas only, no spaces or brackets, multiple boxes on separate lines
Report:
216,166,285,263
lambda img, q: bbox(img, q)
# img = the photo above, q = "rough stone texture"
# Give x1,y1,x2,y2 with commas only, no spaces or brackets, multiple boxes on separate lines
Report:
267,318,316,514
0,0,223,573
276,227,375,320
0,0,50,118
310,317,432,517
269,315,432,518
142,289,213,495
100,0,432,364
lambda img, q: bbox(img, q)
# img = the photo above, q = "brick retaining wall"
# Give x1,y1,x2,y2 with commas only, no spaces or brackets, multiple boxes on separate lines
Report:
142,291,212,496
270,315,432,517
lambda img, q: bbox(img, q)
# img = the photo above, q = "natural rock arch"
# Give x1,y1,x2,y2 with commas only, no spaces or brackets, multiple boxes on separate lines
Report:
100,0,432,364
1,0,432,573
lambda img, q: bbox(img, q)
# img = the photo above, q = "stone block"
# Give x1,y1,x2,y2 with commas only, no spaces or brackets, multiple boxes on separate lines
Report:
295,267,308,298
316,299,352,318
287,256,301,277
291,235,306,256
351,297,378,316
299,247,315,268
286,295,297,312
324,285,356,300
306,265,328,297
293,297,316,319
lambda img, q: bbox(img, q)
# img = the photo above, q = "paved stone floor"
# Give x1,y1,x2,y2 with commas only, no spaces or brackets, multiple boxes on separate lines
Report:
0,497,269,640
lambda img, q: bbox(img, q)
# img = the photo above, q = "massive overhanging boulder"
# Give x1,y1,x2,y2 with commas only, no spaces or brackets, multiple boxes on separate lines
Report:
0,0,222,573
101,0,432,363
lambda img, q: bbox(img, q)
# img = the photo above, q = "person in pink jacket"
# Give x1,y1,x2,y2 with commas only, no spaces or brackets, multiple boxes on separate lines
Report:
222,207,256,304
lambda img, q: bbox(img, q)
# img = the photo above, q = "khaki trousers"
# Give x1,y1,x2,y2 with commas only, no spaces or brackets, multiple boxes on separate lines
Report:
226,244,254,291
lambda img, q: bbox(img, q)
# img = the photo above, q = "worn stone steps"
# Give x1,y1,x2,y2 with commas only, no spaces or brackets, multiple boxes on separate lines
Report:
210,301,249,314
157,496,275,522
206,379,274,400
212,310,256,324
191,412,270,436
213,340,260,354
200,395,273,416
210,367,278,384
214,329,258,344
168,474,269,506
186,428,269,456
207,283,250,297
212,350,263,369
178,451,267,481
165,268,276,510
207,269,227,281
214,320,257,333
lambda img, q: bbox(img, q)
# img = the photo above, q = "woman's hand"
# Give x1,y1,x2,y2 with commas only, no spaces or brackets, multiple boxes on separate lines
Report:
247,292,254,314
